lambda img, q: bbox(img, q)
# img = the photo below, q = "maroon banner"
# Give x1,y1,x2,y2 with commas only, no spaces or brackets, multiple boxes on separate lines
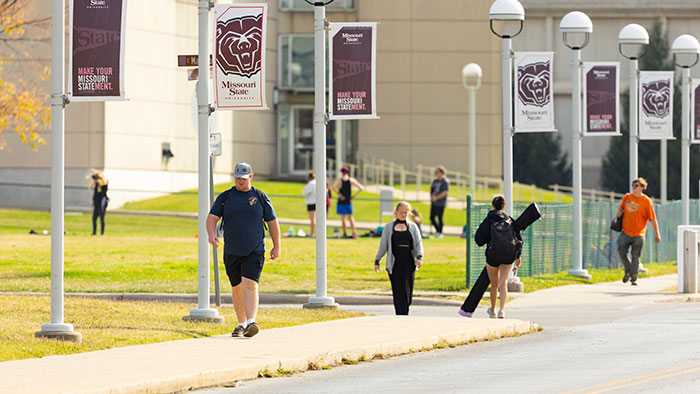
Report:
693,80,700,143
69,0,126,101
329,23,377,119
583,63,619,136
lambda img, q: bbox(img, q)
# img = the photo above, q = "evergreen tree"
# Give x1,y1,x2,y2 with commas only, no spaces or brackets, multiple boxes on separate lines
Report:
601,21,700,199
513,132,571,188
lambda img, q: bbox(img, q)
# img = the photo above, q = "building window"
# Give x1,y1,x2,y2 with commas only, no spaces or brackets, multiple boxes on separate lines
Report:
279,35,315,90
279,0,355,12
278,104,357,175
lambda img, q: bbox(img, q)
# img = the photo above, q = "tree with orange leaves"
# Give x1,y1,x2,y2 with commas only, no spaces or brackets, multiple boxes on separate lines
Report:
0,0,50,152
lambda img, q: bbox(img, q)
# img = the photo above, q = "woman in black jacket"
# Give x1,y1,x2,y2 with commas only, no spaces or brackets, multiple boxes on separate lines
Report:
89,171,109,235
474,196,522,319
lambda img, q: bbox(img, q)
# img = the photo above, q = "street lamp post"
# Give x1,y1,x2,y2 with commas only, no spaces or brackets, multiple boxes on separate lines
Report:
489,0,524,217
672,34,700,226
462,63,483,199
35,0,81,343
561,11,592,279
618,24,649,193
305,0,338,309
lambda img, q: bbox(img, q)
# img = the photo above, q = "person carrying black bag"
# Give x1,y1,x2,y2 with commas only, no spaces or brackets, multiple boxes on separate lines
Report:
458,196,542,317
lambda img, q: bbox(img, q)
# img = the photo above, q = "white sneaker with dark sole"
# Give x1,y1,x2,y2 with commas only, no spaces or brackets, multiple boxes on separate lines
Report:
486,307,496,318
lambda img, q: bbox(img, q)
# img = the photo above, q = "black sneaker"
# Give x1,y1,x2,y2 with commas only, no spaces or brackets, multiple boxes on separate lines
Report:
244,322,259,337
232,325,245,337
622,272,630,283
631,275,638,286
631,281,638,286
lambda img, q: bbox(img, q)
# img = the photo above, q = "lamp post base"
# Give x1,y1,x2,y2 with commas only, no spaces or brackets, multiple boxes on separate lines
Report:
36,323,82,343
568,269,592,280
303,296,339,310
182,308,225,323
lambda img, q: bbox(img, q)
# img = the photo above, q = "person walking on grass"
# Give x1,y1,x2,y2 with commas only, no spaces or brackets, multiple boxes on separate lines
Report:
374,201,424,315
302,171,317,237
88,170,109,235
430,165,449,238
331,166,364,239
206,162,281,338
616,177,661,286
472,195,522,319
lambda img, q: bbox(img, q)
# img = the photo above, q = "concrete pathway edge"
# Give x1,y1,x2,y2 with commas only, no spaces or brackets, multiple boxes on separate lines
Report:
79,320,537,394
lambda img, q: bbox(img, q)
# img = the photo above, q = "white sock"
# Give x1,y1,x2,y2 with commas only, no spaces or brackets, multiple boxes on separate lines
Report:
246,318,255,326
238,322,246,328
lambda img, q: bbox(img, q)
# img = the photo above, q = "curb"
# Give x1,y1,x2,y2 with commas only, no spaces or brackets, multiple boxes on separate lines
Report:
79,319,538,394
4,292,463,307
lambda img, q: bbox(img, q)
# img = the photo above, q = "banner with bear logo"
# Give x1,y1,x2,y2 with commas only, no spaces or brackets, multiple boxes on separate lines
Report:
213,3,268,110
582,62,620,136
68,0,128,101
691,79,700,144
638,71,674,140
514,52,555,133
328,22,377,120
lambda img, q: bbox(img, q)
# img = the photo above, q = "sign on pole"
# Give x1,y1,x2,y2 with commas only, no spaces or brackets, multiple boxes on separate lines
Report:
328,22,378,120
68,0,127,101
514,52,555,133
691,79,700,144
583,62,620,136
639,71,674,140
213,3,268,110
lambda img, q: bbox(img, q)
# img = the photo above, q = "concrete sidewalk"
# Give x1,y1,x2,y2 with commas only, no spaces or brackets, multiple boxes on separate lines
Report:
1,316,536,394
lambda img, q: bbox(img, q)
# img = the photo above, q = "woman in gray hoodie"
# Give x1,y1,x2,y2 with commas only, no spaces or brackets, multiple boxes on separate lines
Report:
375,201,424,315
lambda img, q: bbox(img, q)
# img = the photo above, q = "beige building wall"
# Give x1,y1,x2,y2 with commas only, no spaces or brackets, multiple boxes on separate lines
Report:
357,0,503,179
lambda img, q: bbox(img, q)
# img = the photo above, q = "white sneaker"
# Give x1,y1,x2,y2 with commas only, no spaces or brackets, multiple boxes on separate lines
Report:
436,233,444,239
486,307,496,318
497,310,505,319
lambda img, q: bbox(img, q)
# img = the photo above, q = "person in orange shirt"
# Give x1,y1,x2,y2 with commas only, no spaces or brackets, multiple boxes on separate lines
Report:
616,177,661,285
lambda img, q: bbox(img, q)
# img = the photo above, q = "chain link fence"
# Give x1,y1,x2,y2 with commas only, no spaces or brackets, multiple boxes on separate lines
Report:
465,199,695,286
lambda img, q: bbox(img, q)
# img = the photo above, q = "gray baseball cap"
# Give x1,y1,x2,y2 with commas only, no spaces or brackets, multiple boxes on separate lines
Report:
234,162,253,179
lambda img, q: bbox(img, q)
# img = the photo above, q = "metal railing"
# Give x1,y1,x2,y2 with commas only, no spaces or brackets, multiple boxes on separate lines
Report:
465,199,685,286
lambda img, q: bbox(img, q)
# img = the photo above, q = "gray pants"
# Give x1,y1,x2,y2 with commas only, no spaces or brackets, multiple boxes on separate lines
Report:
617,232,644,278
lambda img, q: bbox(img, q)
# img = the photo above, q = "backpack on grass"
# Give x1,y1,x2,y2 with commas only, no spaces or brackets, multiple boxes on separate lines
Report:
485,217,522,265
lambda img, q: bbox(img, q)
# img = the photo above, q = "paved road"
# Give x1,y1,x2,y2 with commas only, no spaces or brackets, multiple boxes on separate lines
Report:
198,301,700,394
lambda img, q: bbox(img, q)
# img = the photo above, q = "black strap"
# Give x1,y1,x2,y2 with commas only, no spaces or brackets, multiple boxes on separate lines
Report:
219,187,269,232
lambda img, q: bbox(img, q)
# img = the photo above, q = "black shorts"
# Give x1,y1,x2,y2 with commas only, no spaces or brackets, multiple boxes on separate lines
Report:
307,204,316,212
223,252,265,286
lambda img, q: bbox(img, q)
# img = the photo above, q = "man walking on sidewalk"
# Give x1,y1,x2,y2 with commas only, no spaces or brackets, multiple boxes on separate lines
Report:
430,166,449,238
616,177,660,286
207,162,281,337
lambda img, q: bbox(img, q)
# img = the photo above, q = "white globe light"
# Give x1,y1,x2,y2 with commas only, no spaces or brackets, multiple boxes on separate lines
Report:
462,63,483,79
489,0,524,21
618,24,649,45
559,11,592,34
672,34,700,55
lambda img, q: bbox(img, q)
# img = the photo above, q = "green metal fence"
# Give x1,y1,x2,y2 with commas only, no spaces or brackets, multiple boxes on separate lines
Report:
465,199,696,286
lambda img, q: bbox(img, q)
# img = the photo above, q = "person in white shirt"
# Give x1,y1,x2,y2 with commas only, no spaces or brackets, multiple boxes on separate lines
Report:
301,171,317,237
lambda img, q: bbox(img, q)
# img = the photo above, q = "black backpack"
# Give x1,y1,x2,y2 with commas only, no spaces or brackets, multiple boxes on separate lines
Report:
485,217,522,265
217,187,269,236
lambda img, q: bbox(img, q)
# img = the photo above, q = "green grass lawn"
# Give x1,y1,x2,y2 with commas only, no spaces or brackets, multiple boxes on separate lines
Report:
120,180,468,227
410,182,573,204
520,262,677,293
0,208,676,295
0,295,362,361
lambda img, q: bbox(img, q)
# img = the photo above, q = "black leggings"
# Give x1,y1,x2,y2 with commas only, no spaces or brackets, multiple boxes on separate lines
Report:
389,252,416,315
92,204,105,235
430,205,445,234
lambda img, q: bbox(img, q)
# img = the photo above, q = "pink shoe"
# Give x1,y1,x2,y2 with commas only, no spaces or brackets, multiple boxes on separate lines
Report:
458,309,473,318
